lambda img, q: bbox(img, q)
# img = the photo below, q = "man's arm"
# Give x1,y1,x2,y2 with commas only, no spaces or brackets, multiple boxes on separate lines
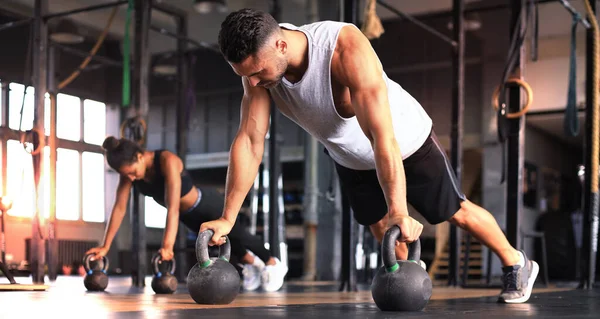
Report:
223,77,271,223
333,26,423,242
333,25,409,217
160,152,184,259
201,77,271,244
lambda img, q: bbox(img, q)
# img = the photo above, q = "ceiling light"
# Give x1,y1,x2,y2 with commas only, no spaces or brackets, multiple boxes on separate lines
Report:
50,19,84,44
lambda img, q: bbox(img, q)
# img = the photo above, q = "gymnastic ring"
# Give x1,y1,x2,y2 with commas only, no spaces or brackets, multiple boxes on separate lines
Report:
119,117,147,145
492,78,533,119
19,127,45,156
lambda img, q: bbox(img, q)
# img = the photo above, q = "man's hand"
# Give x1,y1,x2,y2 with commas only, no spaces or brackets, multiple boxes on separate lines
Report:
387,214,423,242
85,246,109,261
200,217,234,246
159,247,174,261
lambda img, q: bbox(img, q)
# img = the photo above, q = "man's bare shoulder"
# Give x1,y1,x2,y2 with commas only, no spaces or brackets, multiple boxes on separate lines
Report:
331,24,378,84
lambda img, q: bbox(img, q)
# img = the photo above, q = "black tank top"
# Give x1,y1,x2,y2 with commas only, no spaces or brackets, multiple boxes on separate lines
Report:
132,150,195,207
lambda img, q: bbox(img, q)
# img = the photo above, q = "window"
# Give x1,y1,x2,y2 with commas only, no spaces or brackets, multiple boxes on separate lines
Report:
82,152,105,222
4,82,108,223
144,196,166,228
57,93,81,141
9,83,34,131
8,83,50,134
6,141,49,218
56,148,80,220
83,99,106,145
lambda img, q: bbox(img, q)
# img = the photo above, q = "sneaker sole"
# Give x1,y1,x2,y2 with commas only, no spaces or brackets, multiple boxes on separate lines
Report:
503,261,539,304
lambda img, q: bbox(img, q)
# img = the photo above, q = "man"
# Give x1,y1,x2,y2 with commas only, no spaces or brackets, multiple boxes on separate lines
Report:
201,8,539,303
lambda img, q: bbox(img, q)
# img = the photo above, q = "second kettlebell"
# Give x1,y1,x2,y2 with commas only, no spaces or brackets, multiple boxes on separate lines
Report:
151,253,178,294
83,253,109,292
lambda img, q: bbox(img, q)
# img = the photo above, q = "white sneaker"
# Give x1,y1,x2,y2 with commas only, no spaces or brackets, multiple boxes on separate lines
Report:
261,258,288,292
242,264,262,291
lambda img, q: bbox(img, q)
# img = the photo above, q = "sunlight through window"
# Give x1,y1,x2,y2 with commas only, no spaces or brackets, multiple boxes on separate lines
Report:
56,148,80,220
57,93,81,141
144,196,166,228
8,83,50,134
83,99,106,145
82,152,105,222
6,140,35,217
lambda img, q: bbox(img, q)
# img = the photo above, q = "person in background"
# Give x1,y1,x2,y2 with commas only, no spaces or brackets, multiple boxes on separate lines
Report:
85,136,288,292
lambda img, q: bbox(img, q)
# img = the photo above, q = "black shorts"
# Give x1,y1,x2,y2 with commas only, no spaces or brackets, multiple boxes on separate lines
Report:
331,130,466,226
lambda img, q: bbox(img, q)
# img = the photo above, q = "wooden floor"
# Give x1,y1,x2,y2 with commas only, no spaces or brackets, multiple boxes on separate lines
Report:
0,275,579,318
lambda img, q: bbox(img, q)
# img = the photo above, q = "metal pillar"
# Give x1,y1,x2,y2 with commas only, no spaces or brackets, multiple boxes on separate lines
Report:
1,83,7,270
1,82,8,192
302,136,319,280
268,134,283,260
505,0,527,250
581,0,599,290
338,0,359,293
174,11,189,284
302,0,320,281
30,0,48,285
449,0,465,287
46,46,58,282
267,0,283,261
130,0,152,288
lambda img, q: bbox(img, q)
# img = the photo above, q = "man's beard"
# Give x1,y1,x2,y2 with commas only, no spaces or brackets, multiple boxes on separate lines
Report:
262,74,283,89
263,58,287,89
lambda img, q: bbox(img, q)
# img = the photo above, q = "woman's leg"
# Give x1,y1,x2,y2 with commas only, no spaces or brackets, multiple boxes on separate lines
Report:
179,187,272,264
227,218,272,264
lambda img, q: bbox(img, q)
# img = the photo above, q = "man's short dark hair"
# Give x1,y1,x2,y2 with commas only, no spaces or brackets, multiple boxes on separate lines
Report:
218,8,280,63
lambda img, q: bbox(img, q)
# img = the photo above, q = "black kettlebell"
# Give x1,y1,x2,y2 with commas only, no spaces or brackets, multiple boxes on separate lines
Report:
187,229,240,304
151,253,178,294
371,225,432,311
83,253,109,292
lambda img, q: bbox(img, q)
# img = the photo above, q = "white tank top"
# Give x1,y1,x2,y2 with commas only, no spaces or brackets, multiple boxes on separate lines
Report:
268,21,433,170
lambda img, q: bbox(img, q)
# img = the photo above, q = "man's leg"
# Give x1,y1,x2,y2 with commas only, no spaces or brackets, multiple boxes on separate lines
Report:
449,199,539,303
403,130,538,304
448,199,520,266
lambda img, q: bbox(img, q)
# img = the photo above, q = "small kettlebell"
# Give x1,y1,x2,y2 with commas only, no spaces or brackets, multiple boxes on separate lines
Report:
371,225,432,312
186,229,240,304
83,253,109,292
151,252,178,294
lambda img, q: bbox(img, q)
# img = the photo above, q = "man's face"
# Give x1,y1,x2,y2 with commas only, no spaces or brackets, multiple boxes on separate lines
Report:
230,46,287,89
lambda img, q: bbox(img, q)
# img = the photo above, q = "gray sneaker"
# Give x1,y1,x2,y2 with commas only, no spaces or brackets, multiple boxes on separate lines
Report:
498,250,539,303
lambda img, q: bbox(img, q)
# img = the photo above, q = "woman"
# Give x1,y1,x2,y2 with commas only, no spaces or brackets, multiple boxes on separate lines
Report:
85,136,287,292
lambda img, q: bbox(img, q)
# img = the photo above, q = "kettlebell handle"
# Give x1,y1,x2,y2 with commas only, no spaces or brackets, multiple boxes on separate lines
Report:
151,252,176,275
382,225,421,272
83,253,109,273
196,229,231,267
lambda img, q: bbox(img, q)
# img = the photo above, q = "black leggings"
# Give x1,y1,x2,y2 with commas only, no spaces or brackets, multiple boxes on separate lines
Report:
179,187,272,263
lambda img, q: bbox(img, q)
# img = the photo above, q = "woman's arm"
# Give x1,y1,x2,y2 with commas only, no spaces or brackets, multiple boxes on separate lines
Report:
159,152,184,260
86,175,132,259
